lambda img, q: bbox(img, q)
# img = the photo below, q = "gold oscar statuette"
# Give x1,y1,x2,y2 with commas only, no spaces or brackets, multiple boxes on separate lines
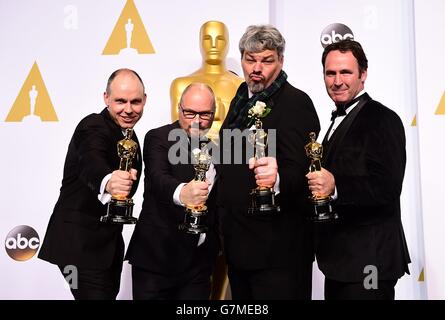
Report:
305,132,337,221
247,118,280,216
179,143,212,234
170,21,243,141
100,128,138,224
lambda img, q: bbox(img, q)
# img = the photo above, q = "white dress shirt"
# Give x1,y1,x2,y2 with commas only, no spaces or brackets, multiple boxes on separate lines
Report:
327,91,365,199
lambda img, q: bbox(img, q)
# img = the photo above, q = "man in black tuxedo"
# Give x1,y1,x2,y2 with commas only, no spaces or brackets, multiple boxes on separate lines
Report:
217,25,320,299
126,83,220,299
306,40,411,299
38,69,146,299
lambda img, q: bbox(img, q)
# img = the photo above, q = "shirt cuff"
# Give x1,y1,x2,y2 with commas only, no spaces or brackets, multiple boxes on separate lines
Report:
197,233,206,246
98,173,112,205
273,172,280,195
331,186,338,200
173,183,187,206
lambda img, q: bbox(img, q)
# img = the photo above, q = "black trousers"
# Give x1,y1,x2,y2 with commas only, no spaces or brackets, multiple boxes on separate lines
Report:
228,263,313,300
324,278,398,300
58,247,123,300
132,263,213,300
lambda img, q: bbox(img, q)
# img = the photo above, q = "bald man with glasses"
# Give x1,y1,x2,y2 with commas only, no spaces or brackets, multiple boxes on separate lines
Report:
126,83,220,300
180,107,214,121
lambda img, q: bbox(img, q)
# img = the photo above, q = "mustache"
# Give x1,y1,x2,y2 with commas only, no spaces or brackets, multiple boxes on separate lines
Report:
249,72,265,81
188,122,210,131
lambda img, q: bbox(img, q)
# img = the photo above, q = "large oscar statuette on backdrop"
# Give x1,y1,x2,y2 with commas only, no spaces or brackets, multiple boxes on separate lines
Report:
247,103,280,216
100,128,138,224
179,143,212,234
170,21,243,142
305,132,338,221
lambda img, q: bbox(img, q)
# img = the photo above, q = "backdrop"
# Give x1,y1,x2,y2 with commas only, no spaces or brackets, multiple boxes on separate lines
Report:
1,0,442,300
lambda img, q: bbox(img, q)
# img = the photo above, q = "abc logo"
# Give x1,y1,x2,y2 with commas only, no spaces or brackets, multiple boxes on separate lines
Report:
5,225,40,261
320,23,354,48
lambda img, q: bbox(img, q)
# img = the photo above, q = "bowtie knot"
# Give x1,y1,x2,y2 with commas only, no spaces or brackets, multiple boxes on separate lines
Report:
330,95,362,121
331,105,346,121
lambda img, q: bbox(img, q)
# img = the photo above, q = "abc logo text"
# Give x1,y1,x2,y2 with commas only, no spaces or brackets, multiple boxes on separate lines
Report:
5,225,40,261
320,23,354,47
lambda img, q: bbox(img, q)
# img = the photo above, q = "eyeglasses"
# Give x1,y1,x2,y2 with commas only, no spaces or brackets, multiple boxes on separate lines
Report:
180,106,214,120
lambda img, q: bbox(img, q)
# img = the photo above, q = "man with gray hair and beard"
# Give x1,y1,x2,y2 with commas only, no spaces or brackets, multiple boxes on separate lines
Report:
217,24,320,299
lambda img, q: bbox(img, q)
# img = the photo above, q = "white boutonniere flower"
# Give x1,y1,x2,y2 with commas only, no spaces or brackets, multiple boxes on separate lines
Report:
249,101,271,118
247,101,271,128
191,145,212,165
249,101,267,117
192,148,201,158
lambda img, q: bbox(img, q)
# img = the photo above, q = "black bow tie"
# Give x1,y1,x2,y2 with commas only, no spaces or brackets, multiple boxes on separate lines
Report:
331,95,362,121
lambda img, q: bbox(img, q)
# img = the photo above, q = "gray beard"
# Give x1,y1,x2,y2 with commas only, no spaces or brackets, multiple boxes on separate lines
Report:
247,81,265,94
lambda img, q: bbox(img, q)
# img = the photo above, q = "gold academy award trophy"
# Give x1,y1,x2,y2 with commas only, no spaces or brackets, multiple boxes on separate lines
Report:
247,116,280,216
100,128,138,224
179,143,212,234
305,132,338,221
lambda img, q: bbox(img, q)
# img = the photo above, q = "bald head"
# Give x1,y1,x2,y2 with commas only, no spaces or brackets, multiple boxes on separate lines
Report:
178,83,215,137
106,68,145,96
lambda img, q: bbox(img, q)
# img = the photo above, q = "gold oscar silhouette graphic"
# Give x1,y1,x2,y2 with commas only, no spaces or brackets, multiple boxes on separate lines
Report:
435,90,445,115
5,61,58,122
102,0,155,55
170,21,243,140
305,132,338,221
101,128,138,224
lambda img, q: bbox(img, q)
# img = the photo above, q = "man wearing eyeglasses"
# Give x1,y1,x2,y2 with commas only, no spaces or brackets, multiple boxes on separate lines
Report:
126,83,220,299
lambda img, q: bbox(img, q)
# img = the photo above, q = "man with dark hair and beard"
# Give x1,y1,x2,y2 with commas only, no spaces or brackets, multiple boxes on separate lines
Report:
217,24,320,299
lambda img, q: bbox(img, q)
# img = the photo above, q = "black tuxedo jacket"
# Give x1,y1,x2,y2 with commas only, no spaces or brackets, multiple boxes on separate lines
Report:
38,108,142,269
315,93,411,282
217,81,320,270
126,121,219,275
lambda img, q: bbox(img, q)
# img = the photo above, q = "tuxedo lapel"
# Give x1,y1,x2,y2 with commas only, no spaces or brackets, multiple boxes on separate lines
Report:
133,133,142,171
166,121,196,178
101,107,124,138
323,93,371,165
